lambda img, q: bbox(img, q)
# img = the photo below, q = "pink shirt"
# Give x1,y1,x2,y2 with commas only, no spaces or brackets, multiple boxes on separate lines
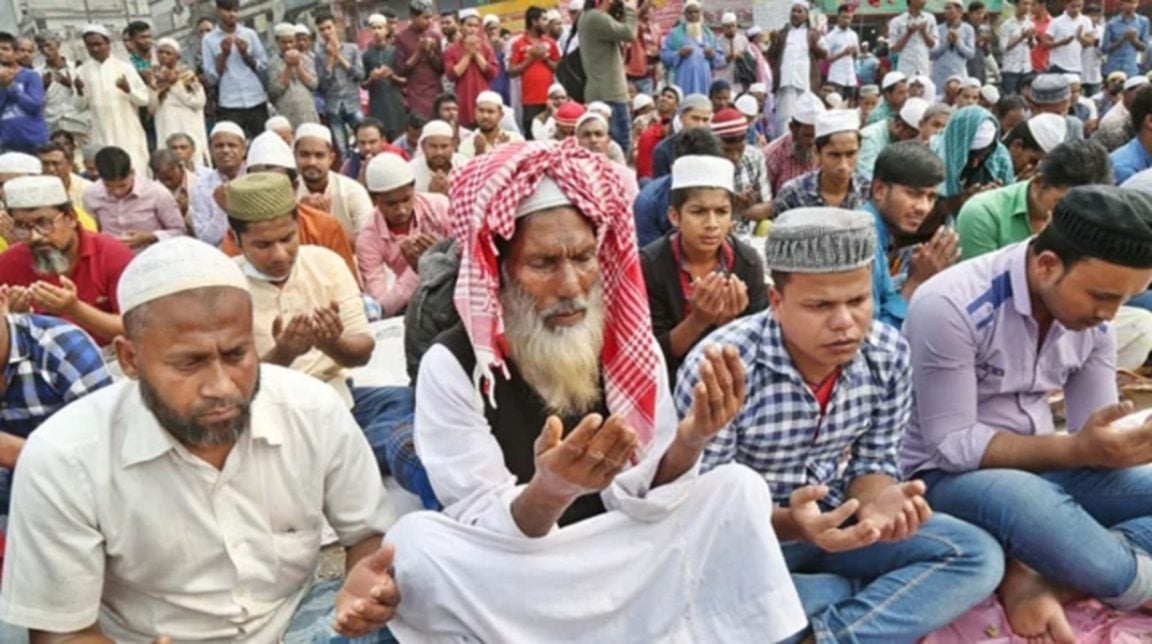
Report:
356,192,449,316
82,177,186,240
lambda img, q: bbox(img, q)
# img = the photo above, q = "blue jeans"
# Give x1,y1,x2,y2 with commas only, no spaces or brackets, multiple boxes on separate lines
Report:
606,100,631,154
781,514,1003,644
284,578,397,643
327,100,363,159
350,386,438,510
922,466,1152,609
629,76,655,96
1000,72,1026,96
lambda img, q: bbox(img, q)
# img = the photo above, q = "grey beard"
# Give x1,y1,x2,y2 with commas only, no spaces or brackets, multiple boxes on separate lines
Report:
139,372,258,447
31,246,71,276
792,144,812,164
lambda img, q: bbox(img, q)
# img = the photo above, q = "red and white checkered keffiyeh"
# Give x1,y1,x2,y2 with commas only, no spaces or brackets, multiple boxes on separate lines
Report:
449,138,659,449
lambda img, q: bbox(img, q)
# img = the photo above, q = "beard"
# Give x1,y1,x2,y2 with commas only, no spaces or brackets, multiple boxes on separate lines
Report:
31,244,71,276
139,372,259,447
792,142,813,163
500,279,605,417
686,21,703,39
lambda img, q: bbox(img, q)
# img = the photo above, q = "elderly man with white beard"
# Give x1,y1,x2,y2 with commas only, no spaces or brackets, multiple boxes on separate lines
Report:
384,140,806,642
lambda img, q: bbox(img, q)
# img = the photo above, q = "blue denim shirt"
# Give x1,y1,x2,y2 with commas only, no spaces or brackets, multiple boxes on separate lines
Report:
1102,14,1150,77
201,25,268,109
1111,136,1152,185
315,43,365,108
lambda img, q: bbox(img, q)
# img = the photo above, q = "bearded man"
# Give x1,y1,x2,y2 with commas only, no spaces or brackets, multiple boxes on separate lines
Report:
383,140,806,642
458,90,524,159
409,119,466,196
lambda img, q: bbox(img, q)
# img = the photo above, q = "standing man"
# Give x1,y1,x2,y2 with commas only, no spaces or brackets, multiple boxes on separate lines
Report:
580,0,639,153
1031,0,1054,72
0,32,47,155
714,11,748,89
37,33,89,149
444,9,499,129
73,25,149,176
1101,0,1148,79
625,1,661,95
888,0,938,78
395,0,445,120
315,11,365,160
931,0,977,95
266,22,319,130
660,1,721,97
768,1,828,138
1043,0,1094,74
363,13,407,143
510,6,561,138
966,2,991,84
201,0,269,139
1081,5,1104,96
824,6,860,102
1000,0,1036,96
124,21,156,151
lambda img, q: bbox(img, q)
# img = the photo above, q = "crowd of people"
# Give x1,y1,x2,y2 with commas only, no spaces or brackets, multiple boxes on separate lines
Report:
3,0,1152,641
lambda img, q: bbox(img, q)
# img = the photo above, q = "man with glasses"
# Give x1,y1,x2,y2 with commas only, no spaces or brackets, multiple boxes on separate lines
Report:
0,175,133,345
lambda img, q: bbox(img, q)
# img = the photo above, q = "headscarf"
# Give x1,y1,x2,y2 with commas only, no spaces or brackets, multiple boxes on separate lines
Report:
933,106,1014,198
448,139,659,449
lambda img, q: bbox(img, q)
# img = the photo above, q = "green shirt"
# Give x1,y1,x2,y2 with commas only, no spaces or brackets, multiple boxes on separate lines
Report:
955,179,1033,261
578,7,638,103
857,119,891,181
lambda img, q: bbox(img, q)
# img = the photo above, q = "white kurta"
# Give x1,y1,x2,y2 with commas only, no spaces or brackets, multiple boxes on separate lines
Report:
153,75,210,169
386,343,807,643
295,172,374,239
74,57,151,177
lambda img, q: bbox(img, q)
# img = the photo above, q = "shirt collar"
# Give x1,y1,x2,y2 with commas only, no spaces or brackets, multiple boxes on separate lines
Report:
755,310,872,388
1008,239,1034,318
4,315,28,369
862,201,891,252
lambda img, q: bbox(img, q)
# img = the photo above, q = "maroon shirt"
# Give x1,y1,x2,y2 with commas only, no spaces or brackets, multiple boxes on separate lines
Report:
394,25,445,119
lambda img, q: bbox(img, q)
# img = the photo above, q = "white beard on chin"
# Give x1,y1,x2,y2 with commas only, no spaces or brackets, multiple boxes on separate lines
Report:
500,280,606,417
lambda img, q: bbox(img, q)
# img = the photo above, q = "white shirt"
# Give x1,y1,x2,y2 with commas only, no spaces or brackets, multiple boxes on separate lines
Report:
0,366,392,642
457,129,526,159
410,153,467,193
1081,22,1104,83
295,171,374,239
780,25,816,90
999,16,1034,73
889,12,938,77
825,26,860,87
1047,12,1094,72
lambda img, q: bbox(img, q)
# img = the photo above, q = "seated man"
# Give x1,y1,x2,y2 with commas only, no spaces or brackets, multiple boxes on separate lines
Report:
865,71,909,126
633,129,726,248
220,131,358,280
189,122,248,246
641,155,766,382
0,237,397,642
857,96,927,181
0,176,132,345
651,93,714,179
149,148,196,228
904,186,1152,642
409,120,466,196
358,152,448,318
36,143,99,233
385,141,806,642
711,107,773,226
866,141,957,328
678,207,1004,643
83,146,185,251
763,92,824,196
1003,113,1069,181
341,118,411,182
458,91,524,159
294,124,375,240
774,110,871,216
226,172,414,477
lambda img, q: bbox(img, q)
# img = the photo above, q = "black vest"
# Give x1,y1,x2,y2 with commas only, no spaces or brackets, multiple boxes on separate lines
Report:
437,325,608,527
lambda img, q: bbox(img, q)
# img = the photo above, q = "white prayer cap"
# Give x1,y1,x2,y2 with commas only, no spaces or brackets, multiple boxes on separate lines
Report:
747,26,763,38
296,122,333,145
459,8,481,21
548,83,567,98
588,101,611,118
826,92,845,109
210,121,245,140
970,119,997,150
3,176,69,209
419,119,455,144
722,11,738,24
576,112,608,131
749,82,767,95
684,0,701,9
672,114,684,134
960,77,981,89
274,22,297,38
476,90,504,107
735,94,760,117
679,93,711,114
0,152,42,176
815,109,860,138
156,37,181,54
246,131,295,169
366,153,416,192
881,71,906,91
516,176,573,218
946,74,964,85
1027,113,1068,153
483,14,500,26
793,92,826,126
81,24,110,40
1125,76,1150,91
265,115,291,132
898,97,929,130
569,0,585,11
545,9,562,22
632,93,655,112
980,85,1001,104
671,156,735,193
1063,72,1082,86
367,14,388,27
792,0,811,10
294,24,311,36
118,238,249,316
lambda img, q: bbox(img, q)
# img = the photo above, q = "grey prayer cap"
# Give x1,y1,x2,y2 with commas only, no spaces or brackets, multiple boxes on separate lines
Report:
764,208,877,273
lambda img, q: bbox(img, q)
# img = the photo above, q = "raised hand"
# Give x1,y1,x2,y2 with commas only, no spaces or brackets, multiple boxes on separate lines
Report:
116,75,131,93
677,345,746,446
532,413,639,500
790,485,882,552
688,272,729,326
908,227,960,284
311,301,344,349
29,277,78,315
855,480,932,542
335,544,400,637
1074,400,1152,469
271,313,315,361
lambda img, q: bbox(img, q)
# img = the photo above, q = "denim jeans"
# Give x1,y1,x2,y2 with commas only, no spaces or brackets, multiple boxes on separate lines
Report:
284,578,398,643
1001,72,1026,96
327,100,363,159
606,100,631,154
629,76,655,96
922,466,1152,609
350,386,439,509
780,514,1003,644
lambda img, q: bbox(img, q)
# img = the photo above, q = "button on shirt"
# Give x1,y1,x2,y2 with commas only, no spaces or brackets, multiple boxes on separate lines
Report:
889,12,938,77
678,309,910,507
780,26,817,90
0,366,392,641
315,43,366,112
1046,12,1094,72
1110,137,1152,185
356,192,450,317
201,26,269,109
825,27,859,87
999,16,1035,74
1102,14,1150,77
901,241,1117,475
82,177,186,240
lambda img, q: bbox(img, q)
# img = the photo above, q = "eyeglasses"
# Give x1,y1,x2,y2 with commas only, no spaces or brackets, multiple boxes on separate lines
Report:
11,212,65,239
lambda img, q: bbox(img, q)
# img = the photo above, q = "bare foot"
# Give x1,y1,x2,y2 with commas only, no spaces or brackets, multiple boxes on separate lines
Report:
998,561,1076,644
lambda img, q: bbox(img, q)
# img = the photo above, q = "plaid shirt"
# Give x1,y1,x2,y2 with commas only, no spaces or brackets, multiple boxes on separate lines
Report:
675,309,911,507
1,314,112,439
763,132,819,196
734,145,772,233
773,170,872,217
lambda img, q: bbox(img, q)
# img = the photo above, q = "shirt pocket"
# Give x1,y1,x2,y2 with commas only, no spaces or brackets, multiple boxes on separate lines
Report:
272,528,322,590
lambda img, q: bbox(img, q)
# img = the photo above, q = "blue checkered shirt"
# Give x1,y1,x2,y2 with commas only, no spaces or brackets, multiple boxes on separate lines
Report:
1,314,112,439
772,170,872,218
675,309,911,507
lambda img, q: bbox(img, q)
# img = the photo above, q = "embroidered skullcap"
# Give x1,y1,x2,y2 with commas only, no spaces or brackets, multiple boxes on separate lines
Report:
367,14,388,27
3,176,69,209
722,11,737,24
1031,74,1071,104
679,93,711,114
476,90,504,107
118,237,249,315
366,153,415,192
225,172,297,222
514,175,573,218
764,208,877,273
671,155,735,193
419,119,455,144
859,84,880,97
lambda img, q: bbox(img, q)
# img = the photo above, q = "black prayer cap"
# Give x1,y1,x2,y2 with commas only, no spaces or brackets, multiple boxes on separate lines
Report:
1048,186,1152,268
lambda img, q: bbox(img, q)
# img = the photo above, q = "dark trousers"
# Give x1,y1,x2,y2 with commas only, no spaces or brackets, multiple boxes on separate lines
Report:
522,103,547,140
215,103,269,140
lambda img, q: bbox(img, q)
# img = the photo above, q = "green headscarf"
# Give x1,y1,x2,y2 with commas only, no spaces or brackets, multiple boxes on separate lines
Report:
931,105,1015,198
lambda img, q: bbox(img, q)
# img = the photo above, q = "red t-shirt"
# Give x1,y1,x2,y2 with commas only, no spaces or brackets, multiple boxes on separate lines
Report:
0,229,134,345
511,34,561,106
809,368,841,416
636,119,669,179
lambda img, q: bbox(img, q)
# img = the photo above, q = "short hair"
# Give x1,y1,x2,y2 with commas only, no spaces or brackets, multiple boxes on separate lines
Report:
873,141,945,188
433,92,459,114
126,20,151,37
709,80,731,97
50,130,76,146
995,94,1027,119
440,10,458,19
36,142,68,157
814,130,862,150
216,0,240,10
94,147,133,180
1036,139,1113,187
315,11,335,26
836,4,852,14
166,132,196,149
355,117,385,137
967,1,985,11
197,17,215,26
1131,85,1152,133
1003,119,1043,152
406,113,427,130
382,8,397,19
228,211,297,237
0,32,15,47
149,148,181,174
40,32,61,46
525,6,545,27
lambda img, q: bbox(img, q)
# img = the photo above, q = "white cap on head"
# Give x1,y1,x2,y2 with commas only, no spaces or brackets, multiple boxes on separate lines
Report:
970,119,997,150
157,37,181,53
980,85,1001,104
367,14,388,27
881,71,906,91
684,0,702,8
476,90,504,108
814,109,860,138
548,83,567,98
946,74,964,85
826,92,844,109
274,22,297,38
1063,72,1081,86
246,131,295,169
82,24,111,39
1027,113,1069,153
419,119,455,144
265,115,291,132
632,93,655,112
459,8,480,21
898,97,929,130
734,94,759,117
794,92,827,125
295,122,333,145
747,26,763,38
722,11,738,24
569,0,584,11
0,152,43,176
792,0,811,9
515,176,573,218
483,14,500,26
1125,76,1150,91
117,237,250,315
576,112,608,131
960,77,981,89
294,24,311,36
587,101,611,117
671,156,735,193
749,82,767,95
545,9,562,22
366,153,416,192
210,121,245,140
3,176,69,209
